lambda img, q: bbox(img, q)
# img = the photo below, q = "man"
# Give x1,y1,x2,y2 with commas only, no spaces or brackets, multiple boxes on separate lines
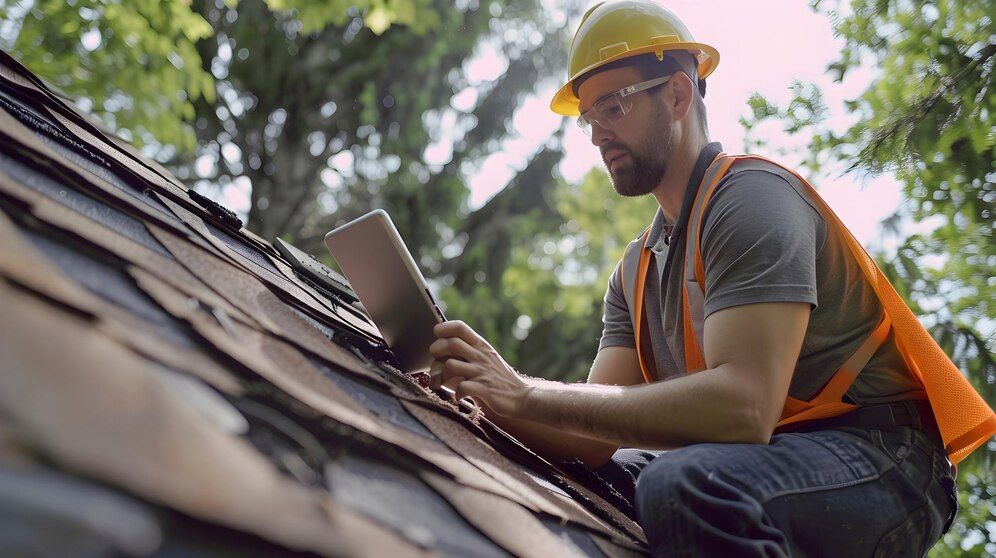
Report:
428,1,993,555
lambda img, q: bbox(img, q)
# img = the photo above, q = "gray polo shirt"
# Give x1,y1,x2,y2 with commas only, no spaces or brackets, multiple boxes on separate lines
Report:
599,147,922,404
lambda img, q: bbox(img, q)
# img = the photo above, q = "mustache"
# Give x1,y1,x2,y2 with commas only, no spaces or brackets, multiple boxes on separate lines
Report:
600,143,631,162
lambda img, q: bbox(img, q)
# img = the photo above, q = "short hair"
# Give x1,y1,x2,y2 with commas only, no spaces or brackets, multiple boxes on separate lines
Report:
574,52,709,133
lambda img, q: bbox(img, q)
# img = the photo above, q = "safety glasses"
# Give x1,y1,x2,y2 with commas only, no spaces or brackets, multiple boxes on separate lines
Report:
577,75,672,137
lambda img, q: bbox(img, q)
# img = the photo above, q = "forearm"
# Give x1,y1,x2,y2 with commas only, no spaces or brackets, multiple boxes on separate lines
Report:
519,364,771,449
429,307,803,452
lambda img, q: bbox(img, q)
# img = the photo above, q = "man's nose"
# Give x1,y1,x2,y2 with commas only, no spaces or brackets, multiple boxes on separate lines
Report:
589,121,615,147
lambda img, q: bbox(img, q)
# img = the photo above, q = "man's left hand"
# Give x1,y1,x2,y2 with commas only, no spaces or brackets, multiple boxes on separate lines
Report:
428,320,532,418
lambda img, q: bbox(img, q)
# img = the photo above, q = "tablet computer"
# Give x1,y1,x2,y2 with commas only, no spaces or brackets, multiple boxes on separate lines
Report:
324,209,446,375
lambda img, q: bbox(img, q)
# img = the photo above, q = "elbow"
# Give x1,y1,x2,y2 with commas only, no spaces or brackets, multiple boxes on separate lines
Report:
742,424,774,445
718,372,780,445
727,404,776,445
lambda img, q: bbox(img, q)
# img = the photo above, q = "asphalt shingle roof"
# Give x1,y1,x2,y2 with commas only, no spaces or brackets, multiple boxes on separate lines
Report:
0,51,648,557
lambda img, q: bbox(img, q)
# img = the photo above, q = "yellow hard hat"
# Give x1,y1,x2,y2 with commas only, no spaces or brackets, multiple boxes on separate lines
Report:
551,0,719,115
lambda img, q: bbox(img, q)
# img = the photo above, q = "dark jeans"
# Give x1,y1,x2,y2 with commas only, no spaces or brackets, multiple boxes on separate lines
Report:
594,427,957,557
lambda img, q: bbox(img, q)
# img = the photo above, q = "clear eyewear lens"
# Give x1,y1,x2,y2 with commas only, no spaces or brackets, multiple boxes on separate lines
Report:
576,75,671,137
577,115,593,137
577,95,631,137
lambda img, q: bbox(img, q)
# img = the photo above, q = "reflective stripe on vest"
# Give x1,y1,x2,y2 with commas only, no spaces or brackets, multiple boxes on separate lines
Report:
619,226,656,383
619,153,996,464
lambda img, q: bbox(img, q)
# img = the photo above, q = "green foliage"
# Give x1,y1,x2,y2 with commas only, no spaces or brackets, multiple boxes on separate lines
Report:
2,0,215,149
933,451,996,557
260,0,438,34
504,169,656,324
0,0,437,149
742,1,994,554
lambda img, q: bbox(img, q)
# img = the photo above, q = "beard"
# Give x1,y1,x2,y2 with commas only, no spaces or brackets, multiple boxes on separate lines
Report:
604,103,672,197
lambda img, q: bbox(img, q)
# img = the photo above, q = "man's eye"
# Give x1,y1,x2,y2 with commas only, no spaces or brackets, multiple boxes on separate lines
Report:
605,105,623,117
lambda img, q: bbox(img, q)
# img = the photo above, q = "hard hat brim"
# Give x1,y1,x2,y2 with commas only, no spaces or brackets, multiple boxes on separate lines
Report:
550,41,719,116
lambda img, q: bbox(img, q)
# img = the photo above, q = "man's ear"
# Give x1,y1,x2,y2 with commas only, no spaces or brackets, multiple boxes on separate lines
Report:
665,71,695,123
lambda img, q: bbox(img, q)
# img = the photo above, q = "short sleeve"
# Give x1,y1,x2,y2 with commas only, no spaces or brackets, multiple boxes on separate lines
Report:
699,169,825,317
598,260,636,350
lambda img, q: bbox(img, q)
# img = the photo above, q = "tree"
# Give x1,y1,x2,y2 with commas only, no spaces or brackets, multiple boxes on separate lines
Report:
740,1,994,555
1,0,581,264
0,0,431,150
1,0,213,149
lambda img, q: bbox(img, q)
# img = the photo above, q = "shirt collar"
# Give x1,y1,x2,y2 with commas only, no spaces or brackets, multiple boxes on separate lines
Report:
645,141,724,252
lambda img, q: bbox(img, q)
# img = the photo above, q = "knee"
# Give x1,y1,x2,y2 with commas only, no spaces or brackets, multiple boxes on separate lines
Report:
635,453,713,517
633,447,789,555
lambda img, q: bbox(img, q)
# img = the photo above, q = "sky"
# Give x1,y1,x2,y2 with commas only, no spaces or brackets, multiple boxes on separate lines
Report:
462,0,920,253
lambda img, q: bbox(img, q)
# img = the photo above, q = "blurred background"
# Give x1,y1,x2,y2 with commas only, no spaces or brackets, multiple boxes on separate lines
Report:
1,0,991,554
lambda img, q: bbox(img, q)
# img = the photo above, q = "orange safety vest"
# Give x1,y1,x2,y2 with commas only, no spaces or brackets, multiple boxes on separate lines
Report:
619,152,995,464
